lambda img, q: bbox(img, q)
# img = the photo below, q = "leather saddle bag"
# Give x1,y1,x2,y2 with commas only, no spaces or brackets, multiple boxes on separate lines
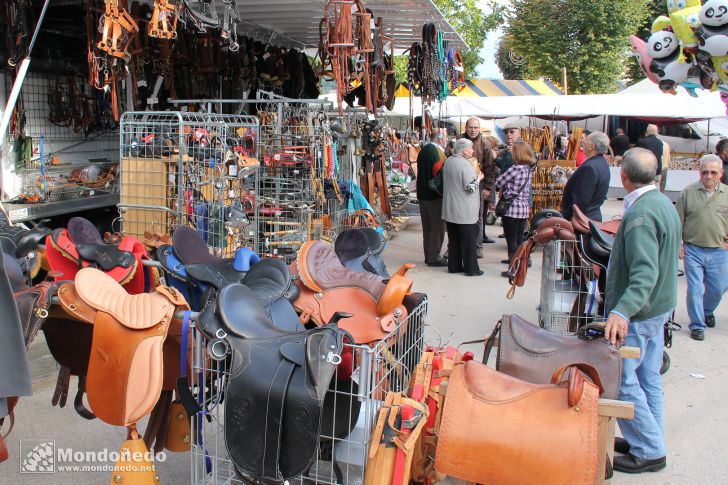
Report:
483,315,621,399
435,360,602,485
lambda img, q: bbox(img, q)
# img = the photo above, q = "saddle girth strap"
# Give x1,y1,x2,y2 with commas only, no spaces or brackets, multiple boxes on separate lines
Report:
263,358,297,478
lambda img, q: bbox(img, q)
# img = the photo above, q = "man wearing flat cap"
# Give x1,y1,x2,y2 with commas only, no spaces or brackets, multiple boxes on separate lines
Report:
495,123,521,174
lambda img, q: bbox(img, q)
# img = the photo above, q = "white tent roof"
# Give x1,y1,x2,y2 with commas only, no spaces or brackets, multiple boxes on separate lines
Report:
387,79,727,121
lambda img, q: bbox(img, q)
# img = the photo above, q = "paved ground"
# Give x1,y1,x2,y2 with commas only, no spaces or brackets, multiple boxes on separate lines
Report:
2,199,726,484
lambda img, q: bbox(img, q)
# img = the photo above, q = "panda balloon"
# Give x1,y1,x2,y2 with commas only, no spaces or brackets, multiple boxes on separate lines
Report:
647,29,695,92
694,0,728,59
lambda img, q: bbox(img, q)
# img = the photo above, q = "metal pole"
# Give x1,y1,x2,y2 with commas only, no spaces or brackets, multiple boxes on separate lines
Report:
562,67,568,96
0,0,51,149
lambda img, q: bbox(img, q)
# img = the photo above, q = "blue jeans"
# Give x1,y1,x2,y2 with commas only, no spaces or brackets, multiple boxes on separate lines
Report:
684,244,728,331
618,311,672,460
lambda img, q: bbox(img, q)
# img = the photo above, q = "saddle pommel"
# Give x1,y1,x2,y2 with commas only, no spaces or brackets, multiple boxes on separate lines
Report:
376,264,414,316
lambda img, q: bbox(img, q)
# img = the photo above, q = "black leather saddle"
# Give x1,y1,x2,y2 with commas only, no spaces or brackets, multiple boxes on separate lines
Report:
582,221,614,270
172,226,229,265
240,258,300,331
334,228,390,277
0,214,50,283
217,283,348,481
185,247,260,289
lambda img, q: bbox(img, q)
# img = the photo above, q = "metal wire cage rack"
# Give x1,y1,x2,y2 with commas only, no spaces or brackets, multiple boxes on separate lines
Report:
188,297,428,485
118,112,259,255
539,240,606,333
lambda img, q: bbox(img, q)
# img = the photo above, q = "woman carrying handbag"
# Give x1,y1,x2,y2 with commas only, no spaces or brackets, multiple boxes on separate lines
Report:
494,141,535,276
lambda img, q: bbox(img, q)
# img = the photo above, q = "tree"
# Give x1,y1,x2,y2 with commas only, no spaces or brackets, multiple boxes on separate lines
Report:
432,0,505,78
496,34,530,80
625,0,666,84
505,0,651,94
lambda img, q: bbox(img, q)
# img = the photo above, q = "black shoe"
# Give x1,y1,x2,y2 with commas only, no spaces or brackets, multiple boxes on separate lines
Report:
465,270,484,276
448,269,464,274
482,236,496,244
501,270,511,278
498,234,506,238
613,453,666,474
427,259,448,267
690,328,705,341
706,314,716,328
614,437,630,455
501,259,511,264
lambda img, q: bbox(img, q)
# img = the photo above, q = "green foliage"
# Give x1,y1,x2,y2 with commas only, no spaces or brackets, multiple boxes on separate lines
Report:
505,0,651,93
496,34,530,80
432,0,505,78
625,0,666,84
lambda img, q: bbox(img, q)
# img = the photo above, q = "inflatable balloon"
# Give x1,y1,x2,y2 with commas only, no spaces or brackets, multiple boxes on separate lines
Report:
630,35,659,83
695,0,728,59
652,15,672,32
648,30,695,93
670,5,702,53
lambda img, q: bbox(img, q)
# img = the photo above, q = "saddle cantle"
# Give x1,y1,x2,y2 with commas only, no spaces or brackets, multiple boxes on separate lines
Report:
74,267,186,427
484,315,621,399
293,241,413,344
219,283,347,481
435,360,602,485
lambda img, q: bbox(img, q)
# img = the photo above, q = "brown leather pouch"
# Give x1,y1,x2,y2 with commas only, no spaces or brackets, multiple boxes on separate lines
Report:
485,315,621,399
164,401,191,452
435,361,602,485
111,429,159,485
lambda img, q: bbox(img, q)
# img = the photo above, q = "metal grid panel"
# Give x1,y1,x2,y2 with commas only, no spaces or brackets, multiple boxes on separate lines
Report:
189,298,427,485
539,240,605,334
119,111,260,255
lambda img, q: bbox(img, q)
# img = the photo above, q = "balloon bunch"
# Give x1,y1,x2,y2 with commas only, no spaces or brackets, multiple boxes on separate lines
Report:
631,0,728,97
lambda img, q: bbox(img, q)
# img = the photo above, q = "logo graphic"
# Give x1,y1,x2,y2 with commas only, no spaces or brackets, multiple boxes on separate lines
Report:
20,440,55,473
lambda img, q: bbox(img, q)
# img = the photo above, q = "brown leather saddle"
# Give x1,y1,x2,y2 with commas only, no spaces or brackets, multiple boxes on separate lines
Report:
571,204,621,236
292,241,413,344
482,314,621,399
506,217,576,299
435,360,603,485
68,267,187,429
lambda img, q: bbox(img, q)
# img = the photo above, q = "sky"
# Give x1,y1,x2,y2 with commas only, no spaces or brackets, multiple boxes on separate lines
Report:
474,0,509,79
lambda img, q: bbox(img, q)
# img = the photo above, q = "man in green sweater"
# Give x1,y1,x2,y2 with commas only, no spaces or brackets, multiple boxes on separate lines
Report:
416,127,448,267
675,154,728,341
604,148,680,474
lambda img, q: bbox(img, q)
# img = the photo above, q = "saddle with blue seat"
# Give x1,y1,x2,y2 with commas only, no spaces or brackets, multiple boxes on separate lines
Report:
214,282,347,482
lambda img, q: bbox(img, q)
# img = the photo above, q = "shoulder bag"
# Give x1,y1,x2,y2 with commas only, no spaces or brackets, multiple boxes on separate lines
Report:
495,168,529,218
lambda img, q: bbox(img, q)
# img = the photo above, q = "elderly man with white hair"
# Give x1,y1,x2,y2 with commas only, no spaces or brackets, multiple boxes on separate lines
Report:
636,124,664,182
441,137,483,276
676,154,728,341
560,131,611,221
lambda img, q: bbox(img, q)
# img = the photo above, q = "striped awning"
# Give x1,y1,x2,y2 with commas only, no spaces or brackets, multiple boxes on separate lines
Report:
396,79,563,97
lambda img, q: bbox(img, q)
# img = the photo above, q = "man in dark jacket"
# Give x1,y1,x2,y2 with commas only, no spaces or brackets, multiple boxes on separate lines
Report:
561,132,611,221
416,127,448,266
611,127,630,157
461,118,497,253
636,125,663,180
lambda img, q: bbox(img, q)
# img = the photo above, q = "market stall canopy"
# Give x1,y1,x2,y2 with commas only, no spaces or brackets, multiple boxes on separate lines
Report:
395,79,562,97
389,84,728,122
230,0,467,51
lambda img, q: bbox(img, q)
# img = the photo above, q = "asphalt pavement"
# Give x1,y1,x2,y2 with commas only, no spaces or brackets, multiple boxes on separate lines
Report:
1,199,726,484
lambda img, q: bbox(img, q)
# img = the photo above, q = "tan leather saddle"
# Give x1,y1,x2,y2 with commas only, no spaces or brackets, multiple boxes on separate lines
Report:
72,267,187,428
291,241,414,344
435,360,602,485
483,314,621,399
